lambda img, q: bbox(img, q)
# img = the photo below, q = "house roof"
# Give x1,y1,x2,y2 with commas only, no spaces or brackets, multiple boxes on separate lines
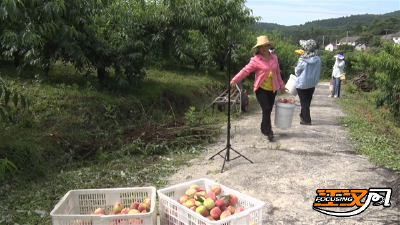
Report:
339,36,359,43
381,31,400,40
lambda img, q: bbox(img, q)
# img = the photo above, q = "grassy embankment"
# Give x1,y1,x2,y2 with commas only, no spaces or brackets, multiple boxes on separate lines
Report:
0,60,260,224
336,84,400,172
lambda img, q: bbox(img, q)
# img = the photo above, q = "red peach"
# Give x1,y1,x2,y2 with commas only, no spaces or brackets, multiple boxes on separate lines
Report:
130,202,140,210
228,194,238,206
120,208,129,214
94,207,105,215
138,203,150,212
210,206,221,220
205,192,216,202
215,199,226,211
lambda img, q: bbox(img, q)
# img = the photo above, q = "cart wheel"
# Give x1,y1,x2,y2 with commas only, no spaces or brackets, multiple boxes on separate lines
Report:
241,93,249,112
218,104,225,111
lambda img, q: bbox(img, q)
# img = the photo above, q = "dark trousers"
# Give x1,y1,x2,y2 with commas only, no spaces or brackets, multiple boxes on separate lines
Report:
296,87,315,123
255,88,276,134
332,77,341,97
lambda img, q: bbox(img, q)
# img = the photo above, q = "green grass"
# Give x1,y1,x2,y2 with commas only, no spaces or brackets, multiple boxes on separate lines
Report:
335,86,400,171
0,60,260,224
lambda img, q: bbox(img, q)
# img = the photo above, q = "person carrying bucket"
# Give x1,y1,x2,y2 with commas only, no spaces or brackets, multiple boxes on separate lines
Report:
230,35,286,141
294,39,321,125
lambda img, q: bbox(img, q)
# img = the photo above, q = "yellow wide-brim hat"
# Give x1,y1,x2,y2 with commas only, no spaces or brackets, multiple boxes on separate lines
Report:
252,35,276,50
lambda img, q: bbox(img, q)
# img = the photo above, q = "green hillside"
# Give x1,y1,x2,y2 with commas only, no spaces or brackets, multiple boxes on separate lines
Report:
254,10,400,46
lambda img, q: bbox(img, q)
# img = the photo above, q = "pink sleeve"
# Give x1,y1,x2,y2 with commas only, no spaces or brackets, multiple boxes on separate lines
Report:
232,58,257,83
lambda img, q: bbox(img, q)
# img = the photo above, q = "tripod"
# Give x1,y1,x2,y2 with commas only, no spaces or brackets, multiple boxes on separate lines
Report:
209,42,253,173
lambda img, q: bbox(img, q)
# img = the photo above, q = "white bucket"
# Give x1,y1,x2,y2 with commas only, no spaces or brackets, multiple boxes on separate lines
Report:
274,101,296,128
285,74,297,96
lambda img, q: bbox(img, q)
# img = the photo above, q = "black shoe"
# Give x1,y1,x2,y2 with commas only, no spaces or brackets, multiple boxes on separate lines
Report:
261,130,274,141
300,121,312,125
267,132,274,141
299,114,306,124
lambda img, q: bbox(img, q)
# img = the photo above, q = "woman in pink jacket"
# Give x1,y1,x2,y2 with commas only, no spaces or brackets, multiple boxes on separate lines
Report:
230,36,286,141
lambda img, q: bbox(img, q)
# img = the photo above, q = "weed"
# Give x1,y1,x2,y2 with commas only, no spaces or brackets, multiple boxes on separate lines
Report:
206,169,220,175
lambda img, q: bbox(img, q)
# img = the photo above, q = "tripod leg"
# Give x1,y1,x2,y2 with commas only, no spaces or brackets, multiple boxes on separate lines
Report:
209,146,228,160
229,147,253,163
220,147,230,173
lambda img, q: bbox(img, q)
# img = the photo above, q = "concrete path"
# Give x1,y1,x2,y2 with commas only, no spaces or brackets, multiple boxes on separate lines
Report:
162,82,400,225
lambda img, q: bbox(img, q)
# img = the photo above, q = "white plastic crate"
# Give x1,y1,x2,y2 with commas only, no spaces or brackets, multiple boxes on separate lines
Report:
50,187,157,225
157,178,265,225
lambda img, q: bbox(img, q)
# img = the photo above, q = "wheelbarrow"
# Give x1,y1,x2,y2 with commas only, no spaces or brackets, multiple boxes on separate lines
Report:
205,83,249,115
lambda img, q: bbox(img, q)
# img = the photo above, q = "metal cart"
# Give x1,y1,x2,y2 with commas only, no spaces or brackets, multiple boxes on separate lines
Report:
205,83,249,115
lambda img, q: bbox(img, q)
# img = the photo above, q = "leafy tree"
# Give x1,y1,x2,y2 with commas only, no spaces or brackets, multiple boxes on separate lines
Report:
176,30,210,71
370,43,400,116
359,32,374,44
197,0,258,71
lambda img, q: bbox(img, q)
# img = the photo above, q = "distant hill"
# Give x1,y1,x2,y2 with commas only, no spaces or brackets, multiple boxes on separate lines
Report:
255,10,400,30
254,10,400,45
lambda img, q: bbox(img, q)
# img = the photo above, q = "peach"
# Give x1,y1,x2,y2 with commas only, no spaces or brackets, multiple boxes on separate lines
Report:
130,202,140,210
189,205,197,211
94,207,105,215
128,209,140,214
189,184,200,191
143,198,151,205
195,196,205,206
227,205,236,214
206,215,215,221
194,191,206,198
120,208,129,214
205,192,216,202
179,195,189,204
249,220,256,225
185,199,195,208
195,205,209,217
234,206,244,214
113,202,124,214
203,198,215,210
210,185,222,195
228,194,238,206
220,210,231,220
186,188,197,198
210,206,221,220
138,202,150,212
215,199,226,211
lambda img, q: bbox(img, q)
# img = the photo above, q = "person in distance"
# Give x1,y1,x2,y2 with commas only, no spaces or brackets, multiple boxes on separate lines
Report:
330,53,345,99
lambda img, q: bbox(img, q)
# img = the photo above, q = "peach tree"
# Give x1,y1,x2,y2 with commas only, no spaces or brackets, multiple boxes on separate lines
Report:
366,43,400,116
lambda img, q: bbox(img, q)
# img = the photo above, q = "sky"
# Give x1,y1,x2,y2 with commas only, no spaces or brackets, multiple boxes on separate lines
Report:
245,0,400,26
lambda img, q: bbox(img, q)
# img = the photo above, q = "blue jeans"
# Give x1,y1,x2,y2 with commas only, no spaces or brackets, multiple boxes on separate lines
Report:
332,77,341,97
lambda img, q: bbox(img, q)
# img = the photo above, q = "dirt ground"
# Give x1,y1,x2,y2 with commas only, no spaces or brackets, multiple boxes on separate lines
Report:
159,82,400,225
